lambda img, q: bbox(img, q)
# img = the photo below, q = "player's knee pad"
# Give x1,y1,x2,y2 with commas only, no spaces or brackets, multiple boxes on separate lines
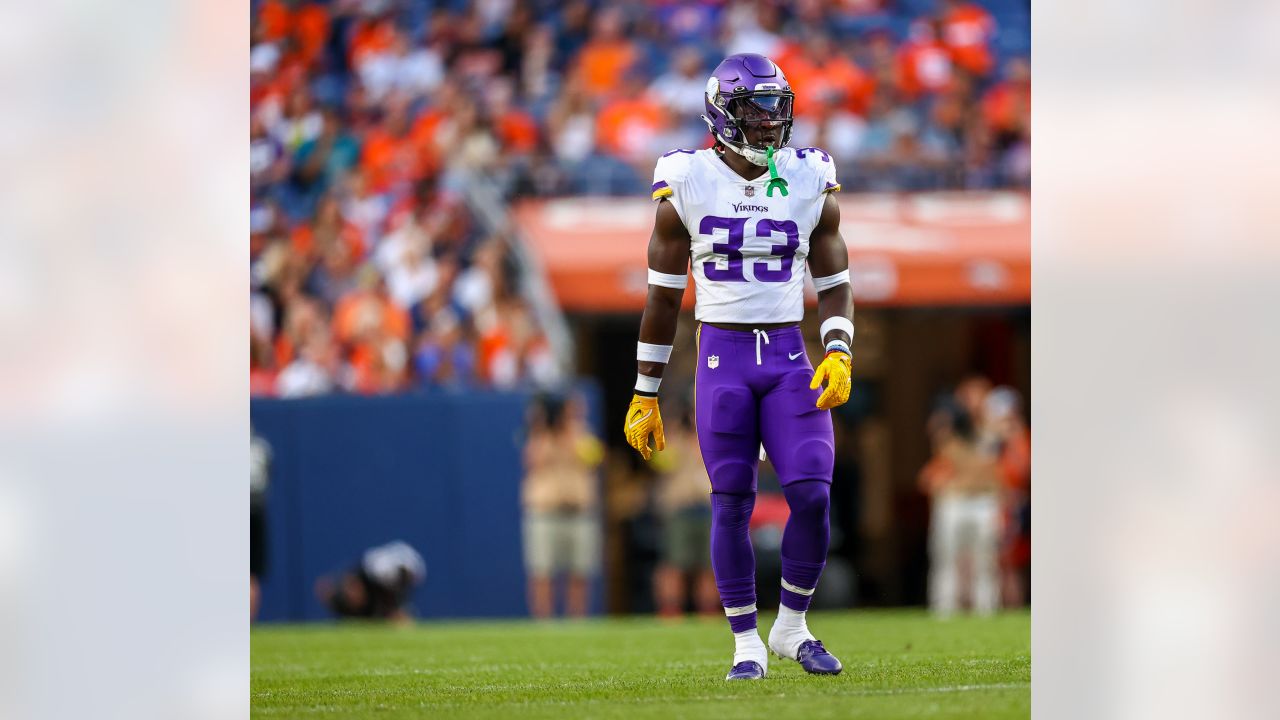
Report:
710,492,755,529
708,387,754,436
708,460,756,495
787,438,834,480
782,479,830,521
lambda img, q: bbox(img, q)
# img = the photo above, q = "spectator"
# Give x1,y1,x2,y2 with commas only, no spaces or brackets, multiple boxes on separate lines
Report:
340,170,390,248
517,23,559,107
359,95,429,194
332,266,410,391
521,394,604,618
927,90,968,155
571,7,637,101
409,255,461,332
595,72,668,165
292,109,361,205
451,102,503,172
413,308,476,388
303,196,366,305
983,386,1031,608
453,240,505,316
955,374,992,426
251,114,289,193
862,28,898,88
982,58,1030,147
272,86,324,153
505,299,562,390
547,76,598,166
273,291,324,370
982,57,1031,187
276,329,338,398
939,0,998,78
251,21,283,78
649,46,710,118
649,407,718,617
486,78,540,157
477,305,518,388
920,387,1002,617
554,0,594,63
348,10,399,78
290,1,331,69
392,35,447,101
257,0,292,43
380,214,439,310
896,20,953,102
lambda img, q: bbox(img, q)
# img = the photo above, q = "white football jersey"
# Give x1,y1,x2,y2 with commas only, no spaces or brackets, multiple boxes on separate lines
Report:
651,147,840,323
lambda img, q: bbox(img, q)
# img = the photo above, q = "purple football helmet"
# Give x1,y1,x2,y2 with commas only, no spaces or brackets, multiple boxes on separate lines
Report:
702,53,795,166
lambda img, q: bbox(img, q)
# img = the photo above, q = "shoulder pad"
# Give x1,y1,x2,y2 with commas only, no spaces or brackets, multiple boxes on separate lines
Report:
652,148,698,200
790,146,840,195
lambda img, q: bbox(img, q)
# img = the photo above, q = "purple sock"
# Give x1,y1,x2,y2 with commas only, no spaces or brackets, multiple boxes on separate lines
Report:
779,480,831,612
711,492,757,632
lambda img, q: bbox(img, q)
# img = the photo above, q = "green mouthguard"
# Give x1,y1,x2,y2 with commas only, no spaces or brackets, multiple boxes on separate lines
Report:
766,144,789,197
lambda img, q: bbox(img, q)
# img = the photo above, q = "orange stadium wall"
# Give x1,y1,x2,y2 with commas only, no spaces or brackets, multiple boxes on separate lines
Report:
515,192,1029,312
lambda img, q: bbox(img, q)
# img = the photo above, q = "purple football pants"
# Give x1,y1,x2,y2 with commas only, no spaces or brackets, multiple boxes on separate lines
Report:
696,324,834,631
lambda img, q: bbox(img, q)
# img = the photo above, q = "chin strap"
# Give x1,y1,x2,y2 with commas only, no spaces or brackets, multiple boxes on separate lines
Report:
766,144,789,197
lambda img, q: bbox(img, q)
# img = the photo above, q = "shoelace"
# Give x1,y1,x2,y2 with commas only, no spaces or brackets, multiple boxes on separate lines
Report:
800,640,827,656
753,328,770,366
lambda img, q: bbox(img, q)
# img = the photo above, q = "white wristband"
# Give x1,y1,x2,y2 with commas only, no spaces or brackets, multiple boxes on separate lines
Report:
648,269,688,289
635,374,661,394
637,342,673,364
820,316,854,344
812,270,850,292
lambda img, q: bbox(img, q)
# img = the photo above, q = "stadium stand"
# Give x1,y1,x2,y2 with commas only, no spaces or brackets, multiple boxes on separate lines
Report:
250,0,1030,397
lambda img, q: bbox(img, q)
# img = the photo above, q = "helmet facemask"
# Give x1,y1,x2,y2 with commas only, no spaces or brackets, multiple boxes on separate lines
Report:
703,85,795,167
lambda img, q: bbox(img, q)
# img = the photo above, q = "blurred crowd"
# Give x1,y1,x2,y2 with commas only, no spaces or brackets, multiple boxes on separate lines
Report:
919,376,1030,615
250,0,1030,397
520,393,720,619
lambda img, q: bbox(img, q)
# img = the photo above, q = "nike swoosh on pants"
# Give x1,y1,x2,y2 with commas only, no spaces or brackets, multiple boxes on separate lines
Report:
788,352,803,360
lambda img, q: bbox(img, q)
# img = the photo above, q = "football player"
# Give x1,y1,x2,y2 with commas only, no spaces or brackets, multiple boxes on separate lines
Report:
624,53,853,680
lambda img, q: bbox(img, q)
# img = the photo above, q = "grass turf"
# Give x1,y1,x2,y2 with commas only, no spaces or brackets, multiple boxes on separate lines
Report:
252,609,1029,719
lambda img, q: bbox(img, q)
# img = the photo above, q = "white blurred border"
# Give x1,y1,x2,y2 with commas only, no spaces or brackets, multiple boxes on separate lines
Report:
1035,2,1280,719
0,1,246,718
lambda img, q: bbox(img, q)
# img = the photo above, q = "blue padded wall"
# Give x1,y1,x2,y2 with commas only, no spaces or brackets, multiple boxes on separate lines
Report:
251,392,530,621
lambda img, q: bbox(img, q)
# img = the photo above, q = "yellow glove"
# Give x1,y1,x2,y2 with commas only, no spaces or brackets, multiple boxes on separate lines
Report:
809,351,852,410
624,394,665,460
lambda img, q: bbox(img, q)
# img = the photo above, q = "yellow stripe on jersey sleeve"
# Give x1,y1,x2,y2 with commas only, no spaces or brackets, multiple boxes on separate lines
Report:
652,187,674,200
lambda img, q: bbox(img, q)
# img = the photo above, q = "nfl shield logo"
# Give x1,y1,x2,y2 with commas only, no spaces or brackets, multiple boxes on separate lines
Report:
744,185,755,197
707,355,720,369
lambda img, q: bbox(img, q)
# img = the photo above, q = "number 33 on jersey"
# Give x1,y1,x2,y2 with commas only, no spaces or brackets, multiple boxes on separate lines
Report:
651,146,840,325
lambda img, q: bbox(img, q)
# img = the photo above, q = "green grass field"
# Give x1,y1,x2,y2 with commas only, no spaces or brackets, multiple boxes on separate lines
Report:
252,609,1029,719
